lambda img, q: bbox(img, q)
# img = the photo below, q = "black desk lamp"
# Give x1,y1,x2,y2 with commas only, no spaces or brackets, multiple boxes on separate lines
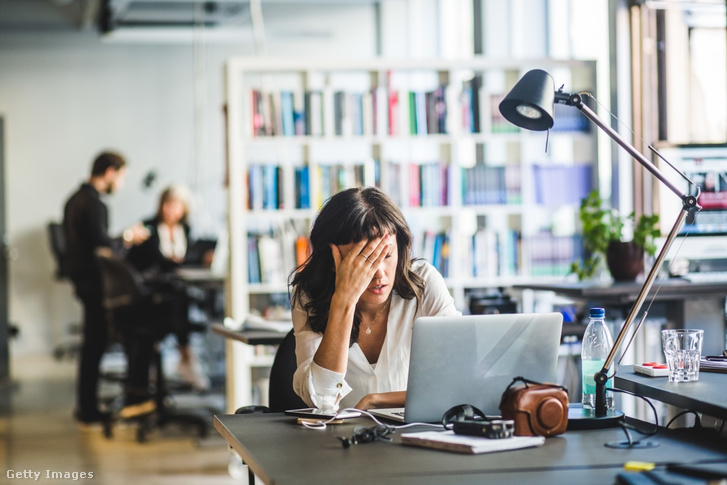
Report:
499,69,701,430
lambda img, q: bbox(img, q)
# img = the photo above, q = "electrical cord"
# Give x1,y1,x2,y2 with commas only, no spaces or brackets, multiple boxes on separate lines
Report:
665,409,702,429
299,408,443,432
295,407,444,449
608,388,660,447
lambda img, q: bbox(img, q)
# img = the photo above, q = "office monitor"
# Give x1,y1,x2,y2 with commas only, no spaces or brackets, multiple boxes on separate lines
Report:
657,144,727,264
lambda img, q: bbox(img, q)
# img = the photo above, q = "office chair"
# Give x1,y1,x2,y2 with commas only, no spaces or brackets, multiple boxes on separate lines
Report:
95,248,210,442
47,221,82,360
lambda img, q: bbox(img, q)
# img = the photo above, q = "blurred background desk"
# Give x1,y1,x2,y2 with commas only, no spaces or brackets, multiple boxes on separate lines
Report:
211,323,290,412
210,324,286,346
615,365,727,421
512,279,727,356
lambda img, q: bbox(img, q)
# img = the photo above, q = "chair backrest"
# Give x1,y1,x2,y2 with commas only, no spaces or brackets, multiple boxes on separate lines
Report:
268,329,307,412
47,222,69,280
94,247,145,310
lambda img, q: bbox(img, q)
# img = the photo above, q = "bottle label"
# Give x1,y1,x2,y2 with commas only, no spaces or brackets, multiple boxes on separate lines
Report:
581,359,612,394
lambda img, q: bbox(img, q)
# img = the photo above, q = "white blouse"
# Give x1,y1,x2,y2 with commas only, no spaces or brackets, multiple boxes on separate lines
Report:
291,260,460,411
157,223,187,261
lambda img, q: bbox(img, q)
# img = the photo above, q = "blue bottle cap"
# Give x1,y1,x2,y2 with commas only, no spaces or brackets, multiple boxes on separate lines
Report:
589,307,605,318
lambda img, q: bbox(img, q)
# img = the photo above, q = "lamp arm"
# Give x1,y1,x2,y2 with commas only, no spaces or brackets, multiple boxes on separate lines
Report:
557,92,701,417
593,208,689,416
561,93,691,202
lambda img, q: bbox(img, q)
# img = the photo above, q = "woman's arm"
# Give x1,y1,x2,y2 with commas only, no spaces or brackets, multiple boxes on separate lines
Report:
354,391,406,410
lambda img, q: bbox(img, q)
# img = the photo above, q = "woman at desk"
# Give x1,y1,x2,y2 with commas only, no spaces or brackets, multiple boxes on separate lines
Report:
290,187,459,411
127,184,210,392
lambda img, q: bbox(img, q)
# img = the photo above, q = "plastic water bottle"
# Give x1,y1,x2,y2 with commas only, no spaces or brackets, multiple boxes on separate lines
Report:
581,307,614,413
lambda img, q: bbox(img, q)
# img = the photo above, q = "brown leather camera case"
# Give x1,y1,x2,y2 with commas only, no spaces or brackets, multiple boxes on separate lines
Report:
499,381,569,437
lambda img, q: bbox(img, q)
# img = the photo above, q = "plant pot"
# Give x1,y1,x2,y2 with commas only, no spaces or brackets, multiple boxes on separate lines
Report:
606,241,644,282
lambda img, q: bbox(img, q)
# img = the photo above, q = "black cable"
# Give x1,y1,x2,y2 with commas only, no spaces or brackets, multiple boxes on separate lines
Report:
665,409,702,429
334,423,396,448
608,388,659,443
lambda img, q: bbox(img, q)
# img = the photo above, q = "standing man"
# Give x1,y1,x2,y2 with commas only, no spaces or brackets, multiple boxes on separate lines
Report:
63,151,148,425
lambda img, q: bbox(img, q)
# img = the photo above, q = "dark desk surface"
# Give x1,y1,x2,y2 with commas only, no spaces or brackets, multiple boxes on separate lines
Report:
210,323,287,346
214,413,727,485
513,279,727,304
615,365,727,420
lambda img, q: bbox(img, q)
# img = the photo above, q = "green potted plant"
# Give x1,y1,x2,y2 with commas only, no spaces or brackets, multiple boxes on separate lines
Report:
570,190,660,281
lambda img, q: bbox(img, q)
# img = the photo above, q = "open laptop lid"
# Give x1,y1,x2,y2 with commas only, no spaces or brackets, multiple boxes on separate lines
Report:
401,312,563,423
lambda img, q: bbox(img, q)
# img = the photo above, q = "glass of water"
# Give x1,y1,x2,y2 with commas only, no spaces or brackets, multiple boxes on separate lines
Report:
661,329,704,382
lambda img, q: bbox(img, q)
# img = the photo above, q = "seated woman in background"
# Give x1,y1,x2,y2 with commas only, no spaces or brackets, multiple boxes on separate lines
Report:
127,184,210,392
290,186,459,412
128,184,191,273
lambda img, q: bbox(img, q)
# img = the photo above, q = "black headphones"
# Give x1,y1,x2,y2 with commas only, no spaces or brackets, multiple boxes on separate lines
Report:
441,404,490,429
339,424,395,448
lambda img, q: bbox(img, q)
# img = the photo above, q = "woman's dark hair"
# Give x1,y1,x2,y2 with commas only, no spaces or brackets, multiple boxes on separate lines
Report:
290,186,424,345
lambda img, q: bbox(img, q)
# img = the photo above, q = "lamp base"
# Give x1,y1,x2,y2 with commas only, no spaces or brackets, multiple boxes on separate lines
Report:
566,403,624,430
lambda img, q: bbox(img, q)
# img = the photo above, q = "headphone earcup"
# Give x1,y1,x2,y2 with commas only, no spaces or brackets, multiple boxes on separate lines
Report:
441,404,488,427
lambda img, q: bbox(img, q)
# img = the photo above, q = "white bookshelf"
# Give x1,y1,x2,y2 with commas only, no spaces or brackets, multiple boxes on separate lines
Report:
224,57,599,408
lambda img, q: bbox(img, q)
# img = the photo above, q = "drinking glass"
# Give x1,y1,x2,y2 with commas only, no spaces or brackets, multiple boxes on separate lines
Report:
661,329,703,382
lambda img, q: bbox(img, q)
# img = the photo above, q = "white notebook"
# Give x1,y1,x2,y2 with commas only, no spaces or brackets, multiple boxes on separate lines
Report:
401,431,545,454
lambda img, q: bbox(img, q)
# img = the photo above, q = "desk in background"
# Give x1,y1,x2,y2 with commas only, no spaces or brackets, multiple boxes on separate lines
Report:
512,279,727,356
214,413,727,485
211,323,288,412
615,365,727,421
210,323,287,346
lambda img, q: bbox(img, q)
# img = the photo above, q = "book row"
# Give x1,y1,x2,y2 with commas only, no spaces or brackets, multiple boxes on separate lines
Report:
246,162,592,210
248,84,589,139
246,228,582,284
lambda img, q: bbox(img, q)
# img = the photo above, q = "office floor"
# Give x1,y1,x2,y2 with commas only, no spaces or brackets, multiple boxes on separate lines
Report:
0,354,245,484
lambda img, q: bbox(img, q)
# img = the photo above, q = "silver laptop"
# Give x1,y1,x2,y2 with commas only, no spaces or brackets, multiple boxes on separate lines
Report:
369,312,563,423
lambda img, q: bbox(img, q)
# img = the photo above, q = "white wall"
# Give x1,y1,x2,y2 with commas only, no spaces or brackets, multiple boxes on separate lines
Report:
0,3,378,357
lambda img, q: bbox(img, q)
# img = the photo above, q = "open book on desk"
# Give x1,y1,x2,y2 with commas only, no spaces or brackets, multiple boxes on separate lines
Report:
401,431,545,454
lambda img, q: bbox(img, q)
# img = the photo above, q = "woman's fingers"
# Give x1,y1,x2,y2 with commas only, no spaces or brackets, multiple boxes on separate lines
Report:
366,234,390,265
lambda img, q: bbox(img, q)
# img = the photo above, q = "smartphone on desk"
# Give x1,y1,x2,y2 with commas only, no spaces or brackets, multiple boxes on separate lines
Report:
284,408,361,420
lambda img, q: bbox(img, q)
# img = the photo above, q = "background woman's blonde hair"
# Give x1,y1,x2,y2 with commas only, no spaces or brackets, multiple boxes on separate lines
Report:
156,184,191,223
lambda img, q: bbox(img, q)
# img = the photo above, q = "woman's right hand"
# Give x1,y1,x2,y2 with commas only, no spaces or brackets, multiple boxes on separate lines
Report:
330,234,390,304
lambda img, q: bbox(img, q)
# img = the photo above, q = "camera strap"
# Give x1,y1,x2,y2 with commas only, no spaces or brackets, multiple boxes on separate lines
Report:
506,376,568,393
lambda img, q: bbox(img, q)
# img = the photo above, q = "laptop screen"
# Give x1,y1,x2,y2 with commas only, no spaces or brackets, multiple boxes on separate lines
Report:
402,312,563,423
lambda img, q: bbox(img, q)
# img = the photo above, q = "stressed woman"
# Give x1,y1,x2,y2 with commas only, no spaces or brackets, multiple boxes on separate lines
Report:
290,187,459,412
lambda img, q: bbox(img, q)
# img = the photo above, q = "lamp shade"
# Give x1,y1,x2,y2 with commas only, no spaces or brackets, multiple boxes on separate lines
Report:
498,69,556,131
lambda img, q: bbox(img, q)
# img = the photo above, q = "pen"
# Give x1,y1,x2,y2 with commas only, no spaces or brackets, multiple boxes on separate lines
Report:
705,356,727,362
